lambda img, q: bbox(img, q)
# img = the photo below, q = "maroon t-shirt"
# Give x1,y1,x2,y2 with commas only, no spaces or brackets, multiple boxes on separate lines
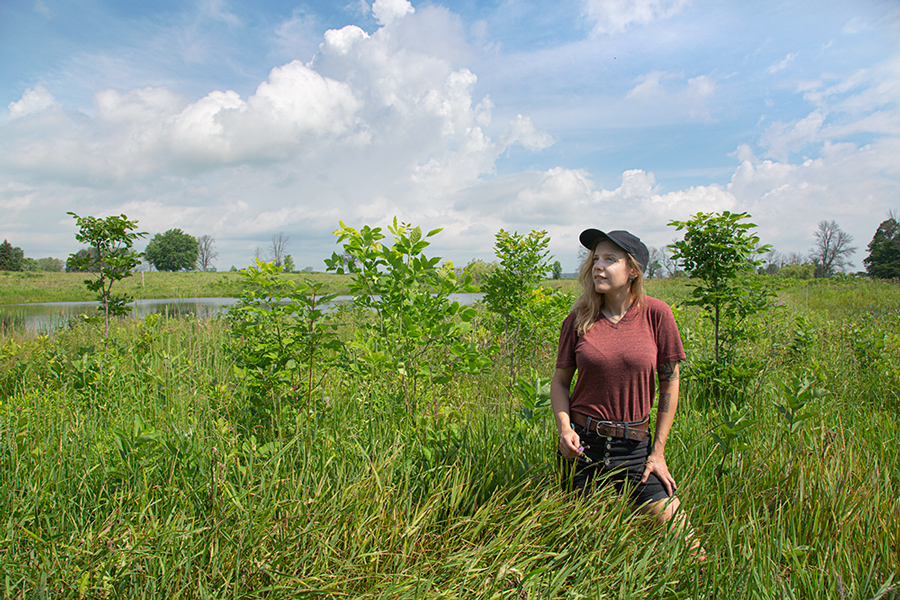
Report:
555,296,685,423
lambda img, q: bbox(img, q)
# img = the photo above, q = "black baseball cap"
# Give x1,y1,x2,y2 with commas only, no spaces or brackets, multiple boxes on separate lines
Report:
579,229,649,272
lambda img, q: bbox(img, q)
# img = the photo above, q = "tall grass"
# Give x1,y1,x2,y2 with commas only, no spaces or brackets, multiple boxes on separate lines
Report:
1,280,898,598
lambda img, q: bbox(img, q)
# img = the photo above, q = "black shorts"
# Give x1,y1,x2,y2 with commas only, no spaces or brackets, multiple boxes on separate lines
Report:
558,422,672,507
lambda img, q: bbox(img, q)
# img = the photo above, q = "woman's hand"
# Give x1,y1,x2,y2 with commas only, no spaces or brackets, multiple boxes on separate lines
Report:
641,451,677,496
558,426,582,459
647,362,681,496
551,367,579,459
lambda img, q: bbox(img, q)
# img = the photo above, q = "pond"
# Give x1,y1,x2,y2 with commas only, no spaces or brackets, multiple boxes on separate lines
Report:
0,293,485,335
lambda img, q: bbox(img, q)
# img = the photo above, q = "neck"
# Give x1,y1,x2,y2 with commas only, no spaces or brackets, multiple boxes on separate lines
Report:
601,288,634,319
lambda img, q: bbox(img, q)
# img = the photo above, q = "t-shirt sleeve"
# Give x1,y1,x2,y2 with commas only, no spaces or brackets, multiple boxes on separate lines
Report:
653,300,686,364
555,312,578,369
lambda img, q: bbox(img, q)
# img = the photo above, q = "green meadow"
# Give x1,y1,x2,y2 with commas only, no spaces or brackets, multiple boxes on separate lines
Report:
0,270,353,306
1,273,898,598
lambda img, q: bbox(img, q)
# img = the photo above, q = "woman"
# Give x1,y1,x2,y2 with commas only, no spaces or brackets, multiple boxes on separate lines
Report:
551,228,696,538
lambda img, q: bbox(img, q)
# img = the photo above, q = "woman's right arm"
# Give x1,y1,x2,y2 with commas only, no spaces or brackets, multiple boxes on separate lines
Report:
551,366,580,458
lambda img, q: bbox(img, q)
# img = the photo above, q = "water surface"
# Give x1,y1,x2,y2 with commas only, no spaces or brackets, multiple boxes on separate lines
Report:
1,294,484,334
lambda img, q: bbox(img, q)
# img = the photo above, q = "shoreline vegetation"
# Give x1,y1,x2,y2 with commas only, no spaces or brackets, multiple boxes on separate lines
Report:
0,270,583,306
1,270,899,597
0,270,356,305
2,269,900,314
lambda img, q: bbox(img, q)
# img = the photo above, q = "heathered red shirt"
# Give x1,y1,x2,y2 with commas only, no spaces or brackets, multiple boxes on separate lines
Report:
555,296,685,423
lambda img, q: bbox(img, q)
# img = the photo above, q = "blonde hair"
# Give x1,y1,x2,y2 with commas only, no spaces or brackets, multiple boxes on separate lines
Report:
571,249,645,336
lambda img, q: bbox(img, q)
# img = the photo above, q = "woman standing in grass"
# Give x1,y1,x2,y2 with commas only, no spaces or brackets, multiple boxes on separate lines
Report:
551,228,700,553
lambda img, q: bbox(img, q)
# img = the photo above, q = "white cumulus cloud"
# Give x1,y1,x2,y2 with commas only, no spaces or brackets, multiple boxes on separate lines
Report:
8,84,57,118
0,4,558,268
501,115,554,151
372,0,415,27
321,25,370,55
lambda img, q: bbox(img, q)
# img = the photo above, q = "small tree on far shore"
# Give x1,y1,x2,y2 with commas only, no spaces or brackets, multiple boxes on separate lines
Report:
659,243,679,276
809,220,856,278
270,232,290,267
196,234,218,271
27,257,64,272
648,246,666,279
145,229,198,271
0,240,25,272
864,213,900,279
67,212,146,336
551,260,562,280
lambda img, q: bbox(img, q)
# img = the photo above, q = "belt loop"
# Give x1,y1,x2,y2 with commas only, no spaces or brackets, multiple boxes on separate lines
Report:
624,422,629,440
585,415,593,433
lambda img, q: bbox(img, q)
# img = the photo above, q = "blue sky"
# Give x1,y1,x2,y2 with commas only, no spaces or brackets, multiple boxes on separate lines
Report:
2,0,898,272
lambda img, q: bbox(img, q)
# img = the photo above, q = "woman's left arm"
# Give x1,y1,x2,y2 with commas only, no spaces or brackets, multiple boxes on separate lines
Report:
640,361,680,495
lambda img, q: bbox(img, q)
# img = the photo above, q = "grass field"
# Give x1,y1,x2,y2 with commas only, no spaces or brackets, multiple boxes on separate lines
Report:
0,270,354,305
1,275,898,598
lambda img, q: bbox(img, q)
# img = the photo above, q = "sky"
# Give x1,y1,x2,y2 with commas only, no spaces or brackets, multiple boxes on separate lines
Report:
2,0,899,273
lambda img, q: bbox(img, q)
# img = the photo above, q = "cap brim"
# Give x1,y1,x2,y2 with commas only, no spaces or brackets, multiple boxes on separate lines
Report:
579,228,607,249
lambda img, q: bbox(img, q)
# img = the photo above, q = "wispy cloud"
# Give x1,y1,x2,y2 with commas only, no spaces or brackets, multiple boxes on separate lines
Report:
582,0,690,35
767,52,797,74
624,70,716,122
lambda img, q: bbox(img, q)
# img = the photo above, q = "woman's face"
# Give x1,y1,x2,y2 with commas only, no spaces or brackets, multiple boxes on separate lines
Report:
591,240,636,294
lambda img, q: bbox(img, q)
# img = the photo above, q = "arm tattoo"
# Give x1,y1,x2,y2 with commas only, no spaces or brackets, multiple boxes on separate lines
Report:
658,392,672,413
658,362,679,382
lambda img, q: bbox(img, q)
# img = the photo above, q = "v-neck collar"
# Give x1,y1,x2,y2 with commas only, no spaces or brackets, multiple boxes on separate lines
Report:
598,300,638,327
